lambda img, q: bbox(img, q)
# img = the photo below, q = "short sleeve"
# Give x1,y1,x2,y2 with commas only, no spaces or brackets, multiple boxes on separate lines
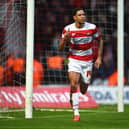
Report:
61,29,66,41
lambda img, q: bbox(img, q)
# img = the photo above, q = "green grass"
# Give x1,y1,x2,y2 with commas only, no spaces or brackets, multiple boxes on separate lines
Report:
0,105,129,129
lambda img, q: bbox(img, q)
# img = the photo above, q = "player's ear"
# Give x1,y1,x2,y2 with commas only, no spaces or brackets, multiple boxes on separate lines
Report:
73,16,76,21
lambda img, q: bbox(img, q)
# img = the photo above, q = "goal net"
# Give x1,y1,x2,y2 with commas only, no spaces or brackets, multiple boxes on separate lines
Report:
0,0,26,117
0,0,127,118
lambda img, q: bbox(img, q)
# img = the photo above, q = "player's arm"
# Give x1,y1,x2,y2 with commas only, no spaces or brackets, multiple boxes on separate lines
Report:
58,29,71,51
94,38,103,69
58,39,67,51
97,38,103,59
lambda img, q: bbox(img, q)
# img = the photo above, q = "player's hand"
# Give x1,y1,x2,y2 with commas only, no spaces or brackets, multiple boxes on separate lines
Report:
64,28,71,43
94,57,102,69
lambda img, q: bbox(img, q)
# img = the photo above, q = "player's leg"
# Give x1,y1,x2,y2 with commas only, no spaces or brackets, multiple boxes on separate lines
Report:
80,81,89,94
69,71,80,105
80,62,93,95
68,71,80,121
68,58,82,121
68,71,80,108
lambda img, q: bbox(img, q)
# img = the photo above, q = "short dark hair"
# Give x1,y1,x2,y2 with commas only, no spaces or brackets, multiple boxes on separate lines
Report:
72,8,85,16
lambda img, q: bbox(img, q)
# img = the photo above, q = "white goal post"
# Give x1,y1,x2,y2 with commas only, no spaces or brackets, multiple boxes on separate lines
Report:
25,0,35,118
117,0,124,112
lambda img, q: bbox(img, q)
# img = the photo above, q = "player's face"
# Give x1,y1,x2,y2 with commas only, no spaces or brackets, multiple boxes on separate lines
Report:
74,10,86,24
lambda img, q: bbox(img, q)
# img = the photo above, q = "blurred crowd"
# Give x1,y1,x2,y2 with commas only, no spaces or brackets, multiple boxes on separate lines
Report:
34,0,129,86
0,54,44,87
0,0,129,86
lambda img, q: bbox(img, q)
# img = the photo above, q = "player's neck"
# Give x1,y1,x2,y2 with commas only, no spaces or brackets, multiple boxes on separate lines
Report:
75,22,85,28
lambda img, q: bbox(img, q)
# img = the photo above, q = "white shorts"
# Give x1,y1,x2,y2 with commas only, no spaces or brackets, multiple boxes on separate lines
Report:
68,58,93,84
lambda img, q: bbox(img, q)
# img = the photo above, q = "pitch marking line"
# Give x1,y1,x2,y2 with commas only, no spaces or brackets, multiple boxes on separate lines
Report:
0,116,14,119
0,109,24,113
38,108,117,113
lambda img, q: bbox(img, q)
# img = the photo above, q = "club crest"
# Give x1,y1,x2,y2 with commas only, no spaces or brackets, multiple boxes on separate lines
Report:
86,32,91,35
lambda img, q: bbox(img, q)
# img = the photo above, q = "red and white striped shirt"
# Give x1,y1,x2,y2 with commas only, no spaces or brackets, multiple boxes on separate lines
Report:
61,22,101,61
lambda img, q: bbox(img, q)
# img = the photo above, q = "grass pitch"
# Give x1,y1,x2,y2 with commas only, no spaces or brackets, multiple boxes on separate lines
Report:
0,105,129,129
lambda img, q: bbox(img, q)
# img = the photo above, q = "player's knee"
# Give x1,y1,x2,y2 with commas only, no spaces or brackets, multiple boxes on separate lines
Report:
80,83,89,94
70,81,78,92
80,89,86,94
70,85,77,92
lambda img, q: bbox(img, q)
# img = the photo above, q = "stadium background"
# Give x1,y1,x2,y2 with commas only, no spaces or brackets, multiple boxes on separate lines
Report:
0,0,129,87
0,0,129,106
